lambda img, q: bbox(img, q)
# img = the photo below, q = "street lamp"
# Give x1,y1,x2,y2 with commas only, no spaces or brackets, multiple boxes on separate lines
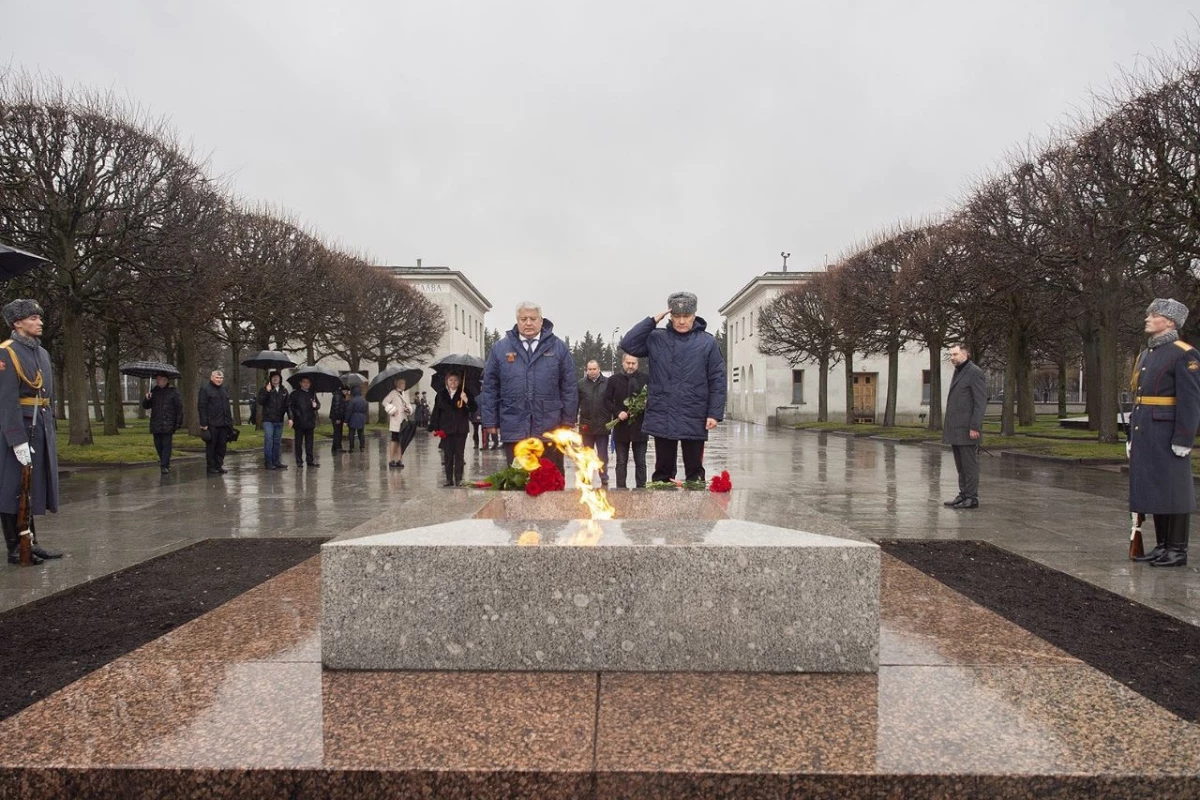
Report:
781,251,791,271
611,327,620,373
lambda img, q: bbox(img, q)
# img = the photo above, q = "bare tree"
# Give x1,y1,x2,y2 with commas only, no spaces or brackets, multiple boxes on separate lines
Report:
757,272,841,422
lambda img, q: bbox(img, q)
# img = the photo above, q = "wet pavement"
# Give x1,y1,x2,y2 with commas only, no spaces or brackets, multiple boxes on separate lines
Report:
5,422,1196,624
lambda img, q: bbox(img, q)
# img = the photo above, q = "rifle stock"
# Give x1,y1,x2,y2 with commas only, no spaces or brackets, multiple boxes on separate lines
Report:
1129,512,1145,560
16,462,33,566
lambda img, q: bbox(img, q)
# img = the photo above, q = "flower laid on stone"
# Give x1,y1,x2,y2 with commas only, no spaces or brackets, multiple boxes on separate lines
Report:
525,458,566,496
605,385,648,431
644,478,709,491
709,470,732,493
475,437,566,495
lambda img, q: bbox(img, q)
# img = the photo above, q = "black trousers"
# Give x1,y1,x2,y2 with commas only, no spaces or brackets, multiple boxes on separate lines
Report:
1152,513,1190,551
444,433,468,483
1,513,38,554
614,439,648,488
152,432,174,468
504,441,565,475
472,422,481,448
952,444,980,500
652,437,705,482
205,426,229,470
294,427,316,464
331,421,344,451
581,432,610,483
348,427,365,450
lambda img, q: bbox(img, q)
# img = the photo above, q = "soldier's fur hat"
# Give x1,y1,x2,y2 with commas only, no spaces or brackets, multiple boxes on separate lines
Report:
1147,298,1189,330
667,291,698,316
2,298,43,327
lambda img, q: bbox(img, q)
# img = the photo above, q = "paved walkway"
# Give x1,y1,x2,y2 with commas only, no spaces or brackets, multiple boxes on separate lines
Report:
3,424,1196,625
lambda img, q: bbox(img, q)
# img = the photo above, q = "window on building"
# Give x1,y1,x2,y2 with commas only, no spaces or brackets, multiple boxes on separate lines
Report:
922,370,931,405
454,303,459,331
732,366,740,384
749,310,754,336
792,370,804,405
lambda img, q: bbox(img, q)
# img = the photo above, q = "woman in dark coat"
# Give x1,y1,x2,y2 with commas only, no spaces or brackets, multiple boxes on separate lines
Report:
346,386,368,453
143,375,184,474
429,372,477,487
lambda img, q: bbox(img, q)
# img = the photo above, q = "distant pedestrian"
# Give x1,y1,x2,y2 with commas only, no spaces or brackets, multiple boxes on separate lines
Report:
257,372,289,470
198,369,234,476
577,359,611,485
605,353,649,488
287,377,321,467
412,391,428,428
347,385,368,452
384,377,414,468
330,386,349,453
942,343,987,509
143,374,184,475
430,372,476,487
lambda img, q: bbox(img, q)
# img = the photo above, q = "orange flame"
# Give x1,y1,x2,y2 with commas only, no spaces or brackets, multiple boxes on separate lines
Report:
544,427,615,521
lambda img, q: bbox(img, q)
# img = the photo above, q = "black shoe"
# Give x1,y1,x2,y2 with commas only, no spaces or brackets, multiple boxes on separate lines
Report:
953,498,979,509
295,462,304,468
943,495,964,507
348,448,355,453
308,462,319,468
7,550,43,565
264,463,277,470
219,468,229,474
1149,548,1188,567
31,545,62,560
274,462,288,470
207,468,221,475
1133,546,1167,563
161,466,170,475
443,480,455,487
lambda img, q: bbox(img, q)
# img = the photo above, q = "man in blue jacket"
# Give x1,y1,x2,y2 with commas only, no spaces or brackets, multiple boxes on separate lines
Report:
480,301,577,473
621,292,726,483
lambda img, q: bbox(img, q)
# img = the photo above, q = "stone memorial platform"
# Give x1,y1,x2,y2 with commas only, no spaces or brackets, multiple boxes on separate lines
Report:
321,517,880,672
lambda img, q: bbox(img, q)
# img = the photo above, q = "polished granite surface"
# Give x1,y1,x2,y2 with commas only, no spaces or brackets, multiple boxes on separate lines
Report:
2,554,1197,794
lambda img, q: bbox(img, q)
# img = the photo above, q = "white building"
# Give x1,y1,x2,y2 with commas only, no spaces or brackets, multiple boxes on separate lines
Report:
719,270,955,426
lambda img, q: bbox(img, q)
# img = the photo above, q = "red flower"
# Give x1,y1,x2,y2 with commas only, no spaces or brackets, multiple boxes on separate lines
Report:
709,470,732,493
431,429,446,439
525,458,566,495
474,480,493,489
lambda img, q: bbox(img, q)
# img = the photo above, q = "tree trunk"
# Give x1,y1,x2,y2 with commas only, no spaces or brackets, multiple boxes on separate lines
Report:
377,357,389,424
229,343,243,426
1056,355,1068,418
62,308,94,445
1016,330,1036,427
817,355,829,422
843,348,855,425
103,322,122,435
179,326,202,436
89,365,103,424
927,338,944,430
1082,330,1100,431
1001,322,1019,436
53,355,66,421
883,342,899,427
1096,313,1119,444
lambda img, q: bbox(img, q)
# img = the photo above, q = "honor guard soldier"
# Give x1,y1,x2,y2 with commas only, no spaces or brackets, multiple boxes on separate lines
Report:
1129,298,1200,567
0,299,61,565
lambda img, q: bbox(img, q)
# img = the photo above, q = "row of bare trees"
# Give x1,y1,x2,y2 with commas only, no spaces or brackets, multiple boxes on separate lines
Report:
0,72,445,445
759,39,1200,442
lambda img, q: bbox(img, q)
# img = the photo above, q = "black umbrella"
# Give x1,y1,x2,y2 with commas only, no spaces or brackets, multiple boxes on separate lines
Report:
341,372,367,388
287,365,343,393
431,353,485,395
241,350,297,370
119,360,181,380
0,243,49,282
366,365,424,403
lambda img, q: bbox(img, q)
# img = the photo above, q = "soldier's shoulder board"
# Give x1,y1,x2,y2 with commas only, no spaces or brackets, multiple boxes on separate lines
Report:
1174,340,1195,352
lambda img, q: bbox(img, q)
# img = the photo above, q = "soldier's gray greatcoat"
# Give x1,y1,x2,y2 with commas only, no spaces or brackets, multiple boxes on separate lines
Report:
0,336,58,515
1128,339,1200,514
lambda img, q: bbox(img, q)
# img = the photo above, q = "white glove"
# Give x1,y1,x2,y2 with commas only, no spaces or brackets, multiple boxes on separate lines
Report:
13,443,31,466
1172,445,1191,458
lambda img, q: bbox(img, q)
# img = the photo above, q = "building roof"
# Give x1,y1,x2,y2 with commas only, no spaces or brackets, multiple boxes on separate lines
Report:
718,270,821,315
382,265,492,311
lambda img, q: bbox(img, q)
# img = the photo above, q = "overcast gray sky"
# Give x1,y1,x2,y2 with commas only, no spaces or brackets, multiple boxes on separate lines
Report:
4,1,1197,341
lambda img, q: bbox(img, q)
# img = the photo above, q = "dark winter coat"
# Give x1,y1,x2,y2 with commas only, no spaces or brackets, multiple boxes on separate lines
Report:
941,360,986,446
604,371,649,443
1129,338,1200,514
478,319,578,443
430,387,477,442
197,381,233,429
347,390,369,430
257,384,289,424
330,391,348,423
0,336,58,515
287,388,321,430
577,374,610,435
620,316,726,441
142,385,184,435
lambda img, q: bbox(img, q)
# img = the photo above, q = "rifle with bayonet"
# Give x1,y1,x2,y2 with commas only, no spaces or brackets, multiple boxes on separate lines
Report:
15,460,33,566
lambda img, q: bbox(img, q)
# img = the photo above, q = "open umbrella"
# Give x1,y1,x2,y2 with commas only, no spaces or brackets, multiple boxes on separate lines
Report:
341,372,367,388
241,350,297,370
119,360,181,380
287,365,343,393
366,365,424,403
0,243,49,282
431,353,484,395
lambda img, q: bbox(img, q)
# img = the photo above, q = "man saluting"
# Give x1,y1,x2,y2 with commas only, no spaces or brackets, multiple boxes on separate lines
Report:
0,299,61,565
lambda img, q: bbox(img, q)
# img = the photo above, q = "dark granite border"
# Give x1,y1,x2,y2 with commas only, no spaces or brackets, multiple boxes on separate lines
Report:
878,539,1200,723
0,538,325,721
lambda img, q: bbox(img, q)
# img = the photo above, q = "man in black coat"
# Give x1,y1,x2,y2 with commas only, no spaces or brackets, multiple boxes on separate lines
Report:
1129,298,1200,567
143,375,184,474
287,377,321,468
942,343,987,509
604,353,649,488
330,387,349,454
198,369,233,475
577,359,611,486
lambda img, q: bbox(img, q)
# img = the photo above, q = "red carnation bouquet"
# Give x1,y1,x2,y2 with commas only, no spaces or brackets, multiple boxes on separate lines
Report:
525,458,566,496
709,470,732,493
431,429,446,439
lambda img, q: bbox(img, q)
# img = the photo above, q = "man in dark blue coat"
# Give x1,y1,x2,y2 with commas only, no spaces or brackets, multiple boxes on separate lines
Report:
1129,298,1200,567
479,302,577,473
621,292,726,483
941,343,987,509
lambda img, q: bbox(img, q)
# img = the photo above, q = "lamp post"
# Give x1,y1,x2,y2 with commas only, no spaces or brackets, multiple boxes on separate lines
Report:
781,251,791,271
611,327,620,374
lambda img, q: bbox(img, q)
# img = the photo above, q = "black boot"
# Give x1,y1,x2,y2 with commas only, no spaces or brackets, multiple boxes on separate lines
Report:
1150,514,1189,567
1135,515,1170,562
2,513,42,565
943,494,964,508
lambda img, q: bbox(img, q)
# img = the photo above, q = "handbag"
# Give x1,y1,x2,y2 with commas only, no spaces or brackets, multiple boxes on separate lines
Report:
200,428,212,442
228,427,241,442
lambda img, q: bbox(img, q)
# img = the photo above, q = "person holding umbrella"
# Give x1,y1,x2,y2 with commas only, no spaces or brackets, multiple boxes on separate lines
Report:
143,374,184,475
257,371,289,470
383,376,414,469
287,377,321,468
429,371,476,487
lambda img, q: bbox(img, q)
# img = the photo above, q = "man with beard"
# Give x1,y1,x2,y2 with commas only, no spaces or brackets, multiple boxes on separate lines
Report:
604,353,649,488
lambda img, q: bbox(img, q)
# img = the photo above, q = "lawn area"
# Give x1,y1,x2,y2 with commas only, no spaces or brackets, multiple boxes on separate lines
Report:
56,419,264,465
793,421,942,441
